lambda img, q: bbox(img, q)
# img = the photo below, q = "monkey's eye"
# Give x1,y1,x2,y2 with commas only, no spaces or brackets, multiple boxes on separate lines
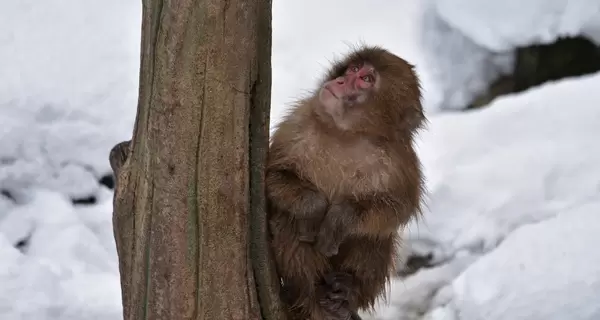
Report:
348,65,360,73
362,75,374,83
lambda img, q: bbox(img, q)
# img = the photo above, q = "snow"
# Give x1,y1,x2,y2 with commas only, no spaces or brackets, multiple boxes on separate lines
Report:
438,200,600,320
3,0,600,320
0,189,121,320
435,0,600,52
0,0,141,200
420,0,600,111
418,0,514,111
364,70,600,320
407,71,600,262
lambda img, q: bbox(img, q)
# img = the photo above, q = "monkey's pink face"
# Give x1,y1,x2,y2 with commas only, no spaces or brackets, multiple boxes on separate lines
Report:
317,62,379,129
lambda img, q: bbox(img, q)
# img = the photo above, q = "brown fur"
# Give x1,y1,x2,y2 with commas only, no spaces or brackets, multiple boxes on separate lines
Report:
267,45,426,320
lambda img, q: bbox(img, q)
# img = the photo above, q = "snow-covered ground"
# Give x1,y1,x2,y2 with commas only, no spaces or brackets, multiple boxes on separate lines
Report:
365,71,600,320
2,0,600,319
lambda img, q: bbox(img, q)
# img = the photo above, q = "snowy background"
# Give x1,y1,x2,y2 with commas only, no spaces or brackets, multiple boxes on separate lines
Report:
1,0,600,319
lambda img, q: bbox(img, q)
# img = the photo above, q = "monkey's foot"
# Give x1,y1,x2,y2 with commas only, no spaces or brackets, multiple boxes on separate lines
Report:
319,297,352,320
296,218,321,243
318,272,356,320
323,272,354,301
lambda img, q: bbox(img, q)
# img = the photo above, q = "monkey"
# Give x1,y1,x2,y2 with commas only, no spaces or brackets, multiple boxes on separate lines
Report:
266,45,426,320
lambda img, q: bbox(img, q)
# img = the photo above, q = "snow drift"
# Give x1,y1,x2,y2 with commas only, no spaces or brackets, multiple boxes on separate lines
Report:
420,0,600,111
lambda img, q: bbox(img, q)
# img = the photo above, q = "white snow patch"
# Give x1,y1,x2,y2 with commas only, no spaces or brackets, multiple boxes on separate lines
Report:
0,191,121,320
0,0,141,199
419,0,600,111
362,253,476,320
363,70,600,319
437,200,600,320
418,0,514,111
406,71,600,265
435,0,600,52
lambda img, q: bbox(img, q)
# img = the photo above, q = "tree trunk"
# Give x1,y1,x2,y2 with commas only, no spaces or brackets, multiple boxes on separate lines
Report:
109,0,286,319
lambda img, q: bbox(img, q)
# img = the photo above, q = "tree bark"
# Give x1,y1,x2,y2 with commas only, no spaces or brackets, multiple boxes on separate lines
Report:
109,0,286,319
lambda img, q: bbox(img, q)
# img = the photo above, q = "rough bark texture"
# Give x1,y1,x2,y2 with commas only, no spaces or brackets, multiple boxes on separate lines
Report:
109,0,286,319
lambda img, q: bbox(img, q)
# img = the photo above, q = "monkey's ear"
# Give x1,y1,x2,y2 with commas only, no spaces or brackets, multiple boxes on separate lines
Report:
395,102,426,136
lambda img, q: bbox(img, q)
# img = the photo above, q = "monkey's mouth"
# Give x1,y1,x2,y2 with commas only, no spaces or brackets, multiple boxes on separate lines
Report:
343,95,359,105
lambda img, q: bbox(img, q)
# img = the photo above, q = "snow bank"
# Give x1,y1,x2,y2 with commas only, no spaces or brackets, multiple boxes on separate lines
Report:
0,189,121,320
0,0,141,199
432,200,600,320
418,0,513,111
364,71,600,319
435,0,600,52
1,1,135,316
419,0,600,111
407,70,600,264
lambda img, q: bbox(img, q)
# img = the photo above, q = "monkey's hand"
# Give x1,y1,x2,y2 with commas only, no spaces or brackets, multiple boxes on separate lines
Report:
266,169,329,243
294,188,329,243
315,201,358,257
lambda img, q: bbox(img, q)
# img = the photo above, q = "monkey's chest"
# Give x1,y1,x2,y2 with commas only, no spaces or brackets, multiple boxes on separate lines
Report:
294,139,392,197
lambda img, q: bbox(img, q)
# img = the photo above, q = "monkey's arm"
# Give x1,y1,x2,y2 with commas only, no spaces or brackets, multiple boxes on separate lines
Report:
266,168,329,242
315,193,409,256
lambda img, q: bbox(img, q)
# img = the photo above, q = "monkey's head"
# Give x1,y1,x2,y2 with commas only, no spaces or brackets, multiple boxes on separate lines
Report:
313,45,424,140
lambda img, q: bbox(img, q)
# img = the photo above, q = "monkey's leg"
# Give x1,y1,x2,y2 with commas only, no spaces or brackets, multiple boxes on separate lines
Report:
270,213,332,319
331,236,397,311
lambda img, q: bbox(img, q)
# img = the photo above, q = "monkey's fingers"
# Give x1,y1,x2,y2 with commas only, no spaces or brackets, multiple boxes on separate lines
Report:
326,289,347,301
318,298,352,320
315,228,342,257
296,218,320,243
298,234,316,243
318,283,347,301
315,238,340,257
324,272,354,287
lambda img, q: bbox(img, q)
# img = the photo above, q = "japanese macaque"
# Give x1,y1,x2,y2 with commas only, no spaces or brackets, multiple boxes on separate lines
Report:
267,45,426,320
